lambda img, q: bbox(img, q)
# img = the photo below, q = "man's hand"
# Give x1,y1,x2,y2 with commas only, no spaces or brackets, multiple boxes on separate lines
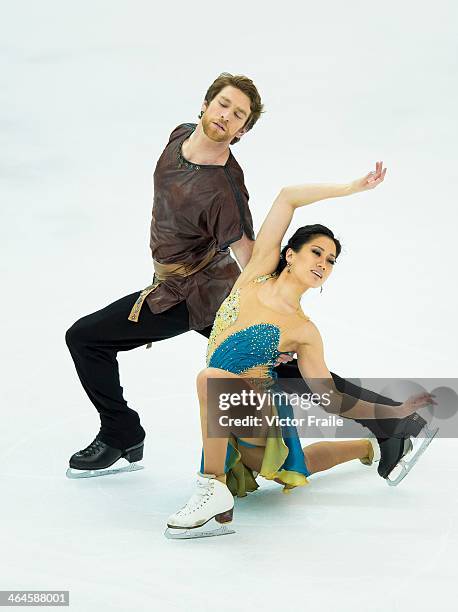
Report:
398,392,437,418
274,352,295,367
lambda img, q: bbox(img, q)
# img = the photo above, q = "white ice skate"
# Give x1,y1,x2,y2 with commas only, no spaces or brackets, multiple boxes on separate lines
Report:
165,473,235,539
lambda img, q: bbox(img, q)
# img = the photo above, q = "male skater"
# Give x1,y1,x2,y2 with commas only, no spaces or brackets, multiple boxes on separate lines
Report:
65,72,430,484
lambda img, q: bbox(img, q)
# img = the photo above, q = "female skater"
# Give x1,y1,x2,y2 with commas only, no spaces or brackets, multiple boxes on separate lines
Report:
165,161,436,538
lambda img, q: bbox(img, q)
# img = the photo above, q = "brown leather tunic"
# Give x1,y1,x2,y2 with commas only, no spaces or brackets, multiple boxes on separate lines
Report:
136,123,255,330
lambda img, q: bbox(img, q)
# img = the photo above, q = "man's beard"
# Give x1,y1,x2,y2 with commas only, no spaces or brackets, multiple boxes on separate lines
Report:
201,114,229,143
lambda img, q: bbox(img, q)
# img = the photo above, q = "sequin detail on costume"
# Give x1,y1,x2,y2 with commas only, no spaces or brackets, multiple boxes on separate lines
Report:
201,271,312,496
205,272,280,366
207,323,280,377
206,287,241,365
253,272,278,284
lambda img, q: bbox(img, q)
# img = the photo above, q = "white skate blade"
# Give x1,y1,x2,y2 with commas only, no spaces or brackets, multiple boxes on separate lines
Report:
386,425,439,487
66,459,144,479
164,518,235,540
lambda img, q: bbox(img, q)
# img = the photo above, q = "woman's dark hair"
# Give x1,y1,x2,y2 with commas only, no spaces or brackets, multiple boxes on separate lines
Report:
276,224,342,274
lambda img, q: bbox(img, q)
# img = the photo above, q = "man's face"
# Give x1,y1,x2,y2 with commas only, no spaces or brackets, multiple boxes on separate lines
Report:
201,85,251,143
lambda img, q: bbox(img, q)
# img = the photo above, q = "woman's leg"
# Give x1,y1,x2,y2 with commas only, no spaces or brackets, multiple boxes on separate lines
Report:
197,369,373,479
166,367,254,535
236,440,373,482
237,445,265,472
197,367,245,481
302,439,371,475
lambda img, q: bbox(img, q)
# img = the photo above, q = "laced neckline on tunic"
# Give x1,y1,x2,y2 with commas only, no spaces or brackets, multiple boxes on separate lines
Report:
177,125,232,170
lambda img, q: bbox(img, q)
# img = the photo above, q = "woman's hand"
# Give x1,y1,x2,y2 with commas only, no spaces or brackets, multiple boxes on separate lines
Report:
397,392,438,418
274,352,295,367
351,161,387,193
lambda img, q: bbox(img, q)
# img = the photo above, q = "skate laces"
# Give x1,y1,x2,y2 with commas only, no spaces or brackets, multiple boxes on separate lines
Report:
80,438,105,457
177,478,215,516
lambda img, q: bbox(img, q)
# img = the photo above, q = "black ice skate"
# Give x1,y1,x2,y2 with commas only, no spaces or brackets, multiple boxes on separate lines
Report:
66,435,145,479
376,414,438,486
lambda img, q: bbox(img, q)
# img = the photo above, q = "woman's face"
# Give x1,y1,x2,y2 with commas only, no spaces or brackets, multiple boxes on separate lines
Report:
286,235,337,288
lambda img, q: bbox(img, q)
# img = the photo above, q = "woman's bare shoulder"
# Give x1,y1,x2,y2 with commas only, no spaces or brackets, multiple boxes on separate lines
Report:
232,259,278,292
295,317,322,348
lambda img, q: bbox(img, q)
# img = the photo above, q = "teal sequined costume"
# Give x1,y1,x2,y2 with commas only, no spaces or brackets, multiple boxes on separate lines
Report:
201,273,312,496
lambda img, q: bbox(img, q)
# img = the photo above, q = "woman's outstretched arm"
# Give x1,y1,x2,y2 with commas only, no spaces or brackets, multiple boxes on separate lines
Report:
295,322,436,419
233,161,387,288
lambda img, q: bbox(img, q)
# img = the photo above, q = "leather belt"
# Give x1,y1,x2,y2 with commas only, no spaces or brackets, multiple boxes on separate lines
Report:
127,242,218,324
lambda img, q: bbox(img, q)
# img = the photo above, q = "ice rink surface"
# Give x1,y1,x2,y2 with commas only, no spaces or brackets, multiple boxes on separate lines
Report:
1,1,457,611
1,409,457,612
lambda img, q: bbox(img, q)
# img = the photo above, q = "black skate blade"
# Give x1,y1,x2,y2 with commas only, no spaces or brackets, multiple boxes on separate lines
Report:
385,425,439,487
66,460,144,479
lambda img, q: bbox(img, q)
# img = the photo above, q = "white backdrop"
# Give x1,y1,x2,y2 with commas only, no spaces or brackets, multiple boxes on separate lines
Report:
1,2,457,611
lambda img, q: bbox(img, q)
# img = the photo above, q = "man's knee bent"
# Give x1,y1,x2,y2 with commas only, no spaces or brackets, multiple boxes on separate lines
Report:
65,315,95,350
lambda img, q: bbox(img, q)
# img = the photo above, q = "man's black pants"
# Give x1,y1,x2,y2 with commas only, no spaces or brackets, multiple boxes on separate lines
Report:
65,291,403,450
